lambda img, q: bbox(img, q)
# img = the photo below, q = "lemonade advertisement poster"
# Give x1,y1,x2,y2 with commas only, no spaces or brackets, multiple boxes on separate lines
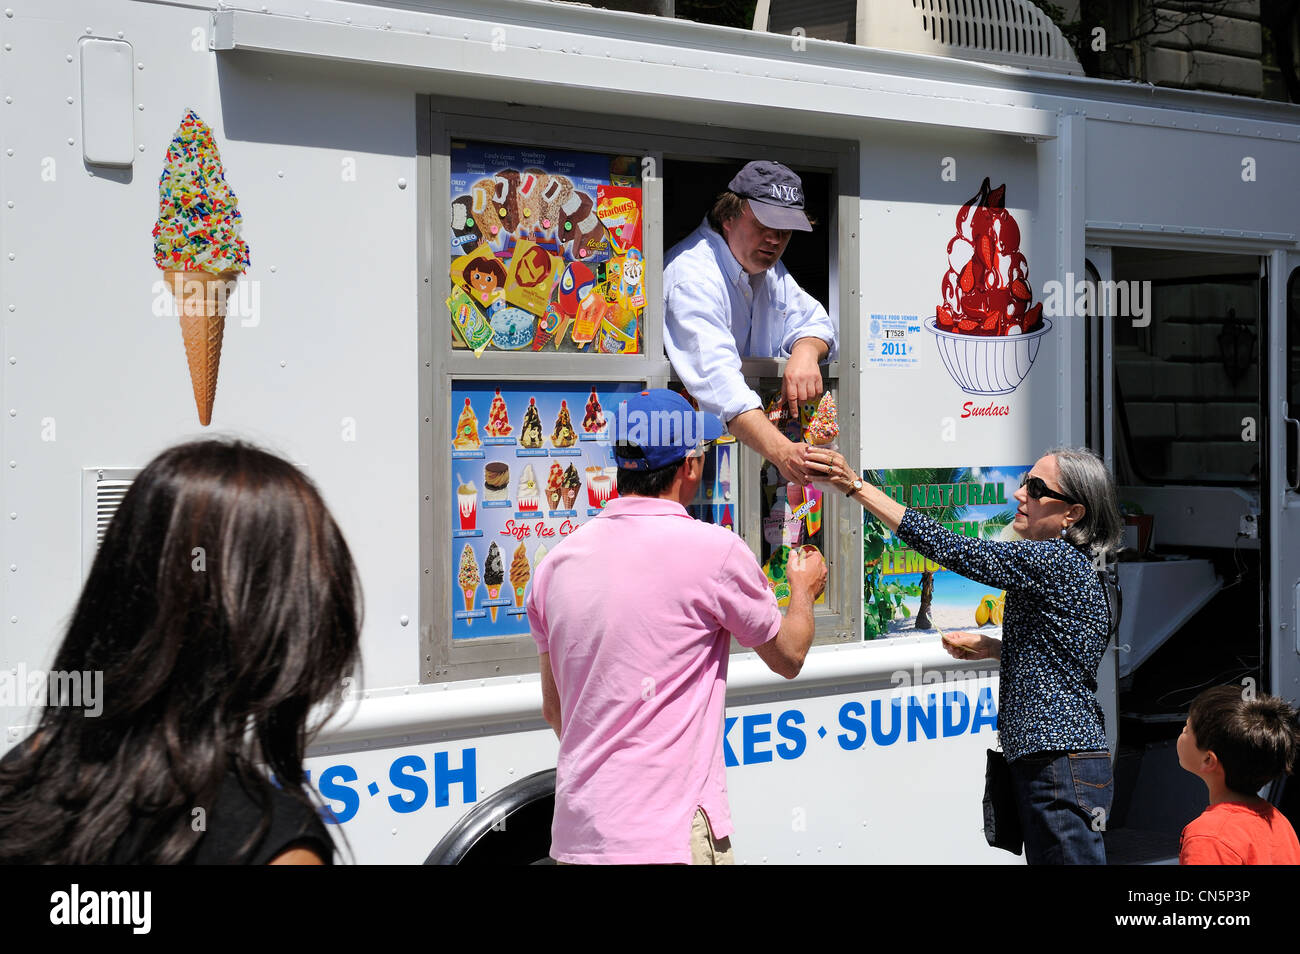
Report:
865,464,1029,638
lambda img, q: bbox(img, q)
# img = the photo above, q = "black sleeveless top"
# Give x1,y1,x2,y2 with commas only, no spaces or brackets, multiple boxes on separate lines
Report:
1,745,333,864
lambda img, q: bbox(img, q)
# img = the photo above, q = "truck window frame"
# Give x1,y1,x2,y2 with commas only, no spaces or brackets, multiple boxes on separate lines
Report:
417,96,861,683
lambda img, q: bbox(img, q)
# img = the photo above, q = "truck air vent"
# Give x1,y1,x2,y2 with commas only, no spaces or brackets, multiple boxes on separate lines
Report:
755,0,1084,76
82,468,137,579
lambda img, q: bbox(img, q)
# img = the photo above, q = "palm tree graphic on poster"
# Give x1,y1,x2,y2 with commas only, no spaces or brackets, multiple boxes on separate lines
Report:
862,467,1015,637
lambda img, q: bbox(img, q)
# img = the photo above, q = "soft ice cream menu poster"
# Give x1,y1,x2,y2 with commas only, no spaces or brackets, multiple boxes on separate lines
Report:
450,381,643,640
447,141,645,357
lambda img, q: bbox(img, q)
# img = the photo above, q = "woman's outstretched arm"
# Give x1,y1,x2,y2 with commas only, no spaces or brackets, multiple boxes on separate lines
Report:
806,448,1068,595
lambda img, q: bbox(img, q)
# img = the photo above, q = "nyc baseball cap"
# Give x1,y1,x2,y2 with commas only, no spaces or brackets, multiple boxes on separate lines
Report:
728,160,813,232
612,389,725,471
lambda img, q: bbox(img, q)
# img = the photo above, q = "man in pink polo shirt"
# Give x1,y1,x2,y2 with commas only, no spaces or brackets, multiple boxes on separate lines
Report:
527,389,826,865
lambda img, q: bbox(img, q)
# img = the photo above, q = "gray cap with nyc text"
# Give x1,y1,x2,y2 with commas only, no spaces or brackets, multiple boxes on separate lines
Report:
727,160,813,232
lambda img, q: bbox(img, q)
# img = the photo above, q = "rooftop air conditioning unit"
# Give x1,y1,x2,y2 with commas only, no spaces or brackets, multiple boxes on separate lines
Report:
753,0,1084,76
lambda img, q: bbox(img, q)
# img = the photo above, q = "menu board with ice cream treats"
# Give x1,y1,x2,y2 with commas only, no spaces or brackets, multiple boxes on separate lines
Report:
448,141,645,357
449,381,644,640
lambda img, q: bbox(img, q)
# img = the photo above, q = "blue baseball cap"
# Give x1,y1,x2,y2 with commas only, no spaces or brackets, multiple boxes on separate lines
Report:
611,389,725,470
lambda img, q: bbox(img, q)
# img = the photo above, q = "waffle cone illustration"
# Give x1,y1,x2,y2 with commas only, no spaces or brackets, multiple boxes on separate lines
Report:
509,542,530,607
458,543,480,627
487,585,502,621
164,269,238,426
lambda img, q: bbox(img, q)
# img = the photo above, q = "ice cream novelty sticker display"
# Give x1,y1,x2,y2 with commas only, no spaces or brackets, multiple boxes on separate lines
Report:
447,142,645,356
153,110,251,426
449,382,642,639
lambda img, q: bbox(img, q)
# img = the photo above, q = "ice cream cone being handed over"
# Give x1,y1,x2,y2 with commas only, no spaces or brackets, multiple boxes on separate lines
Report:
153,109,251,426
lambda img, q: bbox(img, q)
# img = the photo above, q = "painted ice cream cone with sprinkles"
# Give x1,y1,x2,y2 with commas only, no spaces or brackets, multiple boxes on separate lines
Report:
152,109,250,426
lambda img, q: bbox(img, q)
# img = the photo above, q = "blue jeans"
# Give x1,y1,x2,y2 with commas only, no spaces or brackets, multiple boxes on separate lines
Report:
1009,750,1113,865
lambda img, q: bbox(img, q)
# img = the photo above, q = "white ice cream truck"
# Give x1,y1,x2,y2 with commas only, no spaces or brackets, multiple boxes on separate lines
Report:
2,0,1298,863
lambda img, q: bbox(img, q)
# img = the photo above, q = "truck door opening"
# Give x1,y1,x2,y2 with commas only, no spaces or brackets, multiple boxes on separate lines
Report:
1097,246,1267,861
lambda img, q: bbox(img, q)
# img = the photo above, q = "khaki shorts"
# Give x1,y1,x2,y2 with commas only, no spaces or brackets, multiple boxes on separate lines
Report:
689,808,734,865
555,808,734,865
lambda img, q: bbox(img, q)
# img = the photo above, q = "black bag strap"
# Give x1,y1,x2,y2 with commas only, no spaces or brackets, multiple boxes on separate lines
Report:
1097,558,1122,641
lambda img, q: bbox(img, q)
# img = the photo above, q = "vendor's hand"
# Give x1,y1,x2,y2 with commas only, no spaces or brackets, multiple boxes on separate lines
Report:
941,631,994,661
782,346,824,410
804,447,861,496
774,440,813,485
787,548,827,602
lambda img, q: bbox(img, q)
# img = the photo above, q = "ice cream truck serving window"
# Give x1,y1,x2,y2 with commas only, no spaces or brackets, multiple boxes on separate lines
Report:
420,105,861,682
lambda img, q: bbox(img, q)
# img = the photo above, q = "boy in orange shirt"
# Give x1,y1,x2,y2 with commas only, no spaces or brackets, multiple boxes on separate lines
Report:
1177,685,1300,864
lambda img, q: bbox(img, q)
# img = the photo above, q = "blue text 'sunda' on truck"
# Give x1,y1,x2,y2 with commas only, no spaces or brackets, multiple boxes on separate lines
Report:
1,0,1299,865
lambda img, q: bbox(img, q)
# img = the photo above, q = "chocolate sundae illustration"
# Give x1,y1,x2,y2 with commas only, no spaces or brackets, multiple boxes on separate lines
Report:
928,178,1051,395
519,397,544,448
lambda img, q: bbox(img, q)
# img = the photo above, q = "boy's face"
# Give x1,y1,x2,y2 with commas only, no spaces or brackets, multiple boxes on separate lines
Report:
1177,719,1208,774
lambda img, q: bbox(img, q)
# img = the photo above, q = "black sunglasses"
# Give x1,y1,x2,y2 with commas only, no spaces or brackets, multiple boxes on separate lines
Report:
1020,473,1079,505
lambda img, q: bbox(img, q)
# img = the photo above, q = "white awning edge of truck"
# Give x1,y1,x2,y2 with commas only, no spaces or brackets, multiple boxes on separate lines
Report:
210,9,1059,142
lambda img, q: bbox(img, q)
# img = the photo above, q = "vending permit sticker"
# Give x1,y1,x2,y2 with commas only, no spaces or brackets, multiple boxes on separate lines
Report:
865,314,921,369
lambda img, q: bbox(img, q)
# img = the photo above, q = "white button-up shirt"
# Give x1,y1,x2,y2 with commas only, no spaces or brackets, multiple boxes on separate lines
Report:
663,218,838,422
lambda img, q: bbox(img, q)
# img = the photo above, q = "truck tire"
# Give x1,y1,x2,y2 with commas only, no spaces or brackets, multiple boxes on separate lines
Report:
424,769,556,865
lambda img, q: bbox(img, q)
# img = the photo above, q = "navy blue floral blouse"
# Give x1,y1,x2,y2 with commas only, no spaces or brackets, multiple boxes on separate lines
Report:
894,508,1110,761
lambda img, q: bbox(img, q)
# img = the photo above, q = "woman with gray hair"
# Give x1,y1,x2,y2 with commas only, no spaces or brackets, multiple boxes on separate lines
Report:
806,446,1124,864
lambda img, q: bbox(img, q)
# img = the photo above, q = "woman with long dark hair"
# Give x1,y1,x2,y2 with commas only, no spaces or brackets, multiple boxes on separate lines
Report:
808,445,1124,864
0,440,361,864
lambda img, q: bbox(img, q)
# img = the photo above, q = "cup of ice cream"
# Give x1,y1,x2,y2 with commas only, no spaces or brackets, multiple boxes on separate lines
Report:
925,316,1052,395
584,466,604,507
458,482,477,530
590,473,613,508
